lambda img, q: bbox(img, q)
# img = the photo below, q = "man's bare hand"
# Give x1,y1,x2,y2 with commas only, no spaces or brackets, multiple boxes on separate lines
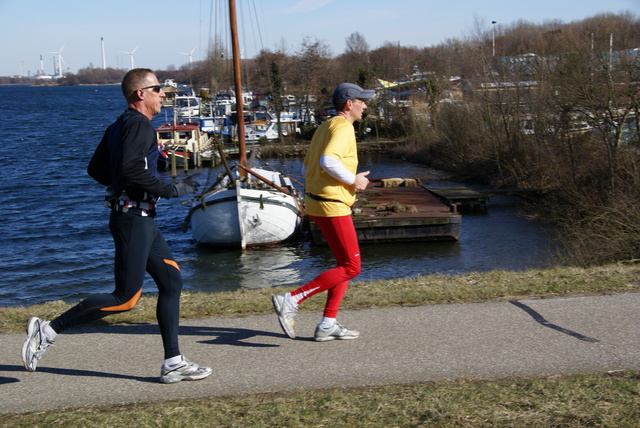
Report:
354,171,370,191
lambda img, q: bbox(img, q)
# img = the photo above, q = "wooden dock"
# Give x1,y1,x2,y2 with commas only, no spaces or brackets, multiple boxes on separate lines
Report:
426,186,489,211
426,186,551,211
309,178,461,244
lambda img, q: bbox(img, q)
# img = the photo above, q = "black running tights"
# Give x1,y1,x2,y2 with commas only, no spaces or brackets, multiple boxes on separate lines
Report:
50,210,183,359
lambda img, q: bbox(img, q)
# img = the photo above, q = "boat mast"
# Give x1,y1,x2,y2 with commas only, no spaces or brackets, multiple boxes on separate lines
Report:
228,0,246,171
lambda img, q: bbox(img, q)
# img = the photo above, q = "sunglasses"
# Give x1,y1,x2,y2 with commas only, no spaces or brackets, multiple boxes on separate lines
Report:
139,85,164,93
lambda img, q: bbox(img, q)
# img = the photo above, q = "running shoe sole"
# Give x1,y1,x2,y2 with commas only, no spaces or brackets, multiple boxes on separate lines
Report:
314,335,359,342
160,369,213,384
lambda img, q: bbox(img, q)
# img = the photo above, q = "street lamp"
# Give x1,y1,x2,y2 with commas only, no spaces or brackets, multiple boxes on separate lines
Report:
492,21,497,57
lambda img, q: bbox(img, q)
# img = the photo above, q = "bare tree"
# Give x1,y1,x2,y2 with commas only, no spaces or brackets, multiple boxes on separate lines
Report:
250,49,290,138
290,36,334,117
345,32,370,55
335,32,373,84
202,39,231,94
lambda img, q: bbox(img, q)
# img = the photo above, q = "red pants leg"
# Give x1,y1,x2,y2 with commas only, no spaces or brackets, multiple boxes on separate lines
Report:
292,214,361,318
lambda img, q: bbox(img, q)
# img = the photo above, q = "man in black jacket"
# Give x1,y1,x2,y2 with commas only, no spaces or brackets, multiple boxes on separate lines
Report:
21,68,212,384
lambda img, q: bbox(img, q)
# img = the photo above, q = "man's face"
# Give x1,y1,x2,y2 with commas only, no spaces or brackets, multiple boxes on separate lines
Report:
138,75,165,116
350,98,367,121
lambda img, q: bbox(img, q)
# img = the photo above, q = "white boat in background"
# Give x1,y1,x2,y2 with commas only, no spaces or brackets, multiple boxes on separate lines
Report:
185,0,304,250
188,163,303,249
156,122,217,168
161,79,179,108
246,116,301,141
175,92,201,118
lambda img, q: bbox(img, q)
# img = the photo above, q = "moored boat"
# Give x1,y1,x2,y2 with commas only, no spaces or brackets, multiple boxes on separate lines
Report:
187,164,304,249
246,114,301,142
184,0,304,250
156,122,217,169
174,92,201,118
161,79,179,108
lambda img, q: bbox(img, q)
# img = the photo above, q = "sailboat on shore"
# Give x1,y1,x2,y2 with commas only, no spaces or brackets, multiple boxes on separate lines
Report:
185,0,304,250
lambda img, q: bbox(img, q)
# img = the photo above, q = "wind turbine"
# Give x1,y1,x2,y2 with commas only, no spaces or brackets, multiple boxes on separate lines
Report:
120,46,138,70
47,45,65,78
180,46,196,86
179,46,196,67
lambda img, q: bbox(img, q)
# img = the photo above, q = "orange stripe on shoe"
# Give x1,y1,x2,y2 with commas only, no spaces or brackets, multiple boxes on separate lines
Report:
164,259,180,271
100,288,142,312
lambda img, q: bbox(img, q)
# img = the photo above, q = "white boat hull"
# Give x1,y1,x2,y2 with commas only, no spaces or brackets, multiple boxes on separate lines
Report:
189,185,302,248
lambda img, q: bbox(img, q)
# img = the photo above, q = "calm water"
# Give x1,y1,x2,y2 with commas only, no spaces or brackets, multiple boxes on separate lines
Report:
0,85,557,307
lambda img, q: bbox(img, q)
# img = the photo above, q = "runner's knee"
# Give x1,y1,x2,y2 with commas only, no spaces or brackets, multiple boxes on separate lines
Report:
100,288,142,312
343,258,361,278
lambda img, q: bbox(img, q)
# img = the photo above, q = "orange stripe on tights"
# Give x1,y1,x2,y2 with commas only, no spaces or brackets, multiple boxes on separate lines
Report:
100,287,142,312
164,259,180,271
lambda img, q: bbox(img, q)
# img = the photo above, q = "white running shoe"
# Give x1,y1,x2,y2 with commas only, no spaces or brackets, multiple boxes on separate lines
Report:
272,293,297,339
314,323,360,342
22,317,55,372
160,356,213,384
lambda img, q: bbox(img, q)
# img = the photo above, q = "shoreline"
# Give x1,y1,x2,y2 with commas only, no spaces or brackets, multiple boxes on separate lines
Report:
254,138,404,157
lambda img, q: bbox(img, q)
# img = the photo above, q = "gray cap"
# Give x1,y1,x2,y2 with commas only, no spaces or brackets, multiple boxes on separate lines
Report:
332,83,375,106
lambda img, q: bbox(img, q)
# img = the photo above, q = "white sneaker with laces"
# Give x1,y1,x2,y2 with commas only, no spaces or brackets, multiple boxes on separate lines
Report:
271,293,298,339
160,356,213,384
314,323,360,342
22,317,55,372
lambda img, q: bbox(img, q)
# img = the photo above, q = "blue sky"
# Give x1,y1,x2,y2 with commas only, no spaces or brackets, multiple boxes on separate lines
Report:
0,0,637,77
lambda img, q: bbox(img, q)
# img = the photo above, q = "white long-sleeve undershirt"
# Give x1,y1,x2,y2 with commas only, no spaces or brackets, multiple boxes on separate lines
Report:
302,155,355,185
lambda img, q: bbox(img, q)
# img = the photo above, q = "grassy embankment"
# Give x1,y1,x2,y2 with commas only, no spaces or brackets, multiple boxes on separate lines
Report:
1,263,639,426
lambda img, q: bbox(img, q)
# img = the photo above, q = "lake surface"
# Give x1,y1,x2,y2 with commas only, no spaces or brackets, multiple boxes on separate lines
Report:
0,85,557,307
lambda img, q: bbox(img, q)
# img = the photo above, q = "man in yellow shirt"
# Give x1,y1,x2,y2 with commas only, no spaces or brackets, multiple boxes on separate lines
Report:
272,83,374,341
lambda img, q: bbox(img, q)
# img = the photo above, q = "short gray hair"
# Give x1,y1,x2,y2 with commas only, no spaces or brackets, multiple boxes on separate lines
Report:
121,68,154,100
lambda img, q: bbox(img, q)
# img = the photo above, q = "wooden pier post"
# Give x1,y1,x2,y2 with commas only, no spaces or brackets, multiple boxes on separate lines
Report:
171,150,177,178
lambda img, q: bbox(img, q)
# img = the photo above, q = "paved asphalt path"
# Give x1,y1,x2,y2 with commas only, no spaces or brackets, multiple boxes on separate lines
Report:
1,293,638,415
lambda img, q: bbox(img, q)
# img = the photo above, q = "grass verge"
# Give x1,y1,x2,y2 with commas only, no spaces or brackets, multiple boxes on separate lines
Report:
2,262,639,334
1,262,639,426
1,372,638,427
